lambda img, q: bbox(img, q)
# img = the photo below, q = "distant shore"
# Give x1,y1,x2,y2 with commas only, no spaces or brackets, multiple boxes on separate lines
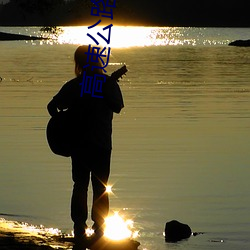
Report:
0,31,45,41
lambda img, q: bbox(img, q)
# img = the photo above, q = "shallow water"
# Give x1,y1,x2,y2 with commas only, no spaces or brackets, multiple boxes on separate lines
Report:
0,27,250,249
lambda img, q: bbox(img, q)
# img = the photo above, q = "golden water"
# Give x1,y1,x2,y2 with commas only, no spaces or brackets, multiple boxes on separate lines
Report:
0,27,250,249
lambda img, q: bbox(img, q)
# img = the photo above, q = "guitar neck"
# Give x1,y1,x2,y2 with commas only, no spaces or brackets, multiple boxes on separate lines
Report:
110,65,128,82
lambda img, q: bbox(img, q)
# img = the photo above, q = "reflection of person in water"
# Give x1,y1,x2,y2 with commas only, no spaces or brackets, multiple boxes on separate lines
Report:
47,45,124,243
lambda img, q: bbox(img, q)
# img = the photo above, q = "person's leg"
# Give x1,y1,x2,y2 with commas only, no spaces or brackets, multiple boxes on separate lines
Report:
91,149,111,234
71,149,91,238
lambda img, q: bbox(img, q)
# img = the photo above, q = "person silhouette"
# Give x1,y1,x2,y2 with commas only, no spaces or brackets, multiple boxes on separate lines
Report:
47,45,124,245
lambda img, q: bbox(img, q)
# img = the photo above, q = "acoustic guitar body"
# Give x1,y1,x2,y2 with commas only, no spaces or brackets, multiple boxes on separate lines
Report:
46,111,72,157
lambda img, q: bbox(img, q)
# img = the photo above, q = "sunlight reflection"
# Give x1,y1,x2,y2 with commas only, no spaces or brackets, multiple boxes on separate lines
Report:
56,26,195,48
105,185,113,194
57,26,153,47
104,212,139,241
0,218,61,237
55,26,231,47
0,216,139,245
85,227,95,237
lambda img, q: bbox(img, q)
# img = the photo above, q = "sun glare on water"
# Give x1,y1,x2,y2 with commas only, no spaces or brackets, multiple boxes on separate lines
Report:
47,26,227,47
104,212,138,241
105,185,113,194
82,212,139,241
56,26,165,48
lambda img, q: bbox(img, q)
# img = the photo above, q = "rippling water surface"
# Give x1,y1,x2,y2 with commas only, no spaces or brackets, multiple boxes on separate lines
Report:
0,27,250,250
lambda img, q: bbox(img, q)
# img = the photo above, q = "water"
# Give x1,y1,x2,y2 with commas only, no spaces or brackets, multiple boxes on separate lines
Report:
0,27,250,250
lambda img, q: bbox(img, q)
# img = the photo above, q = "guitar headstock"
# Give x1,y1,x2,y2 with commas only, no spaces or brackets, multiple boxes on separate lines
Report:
110,65,128,82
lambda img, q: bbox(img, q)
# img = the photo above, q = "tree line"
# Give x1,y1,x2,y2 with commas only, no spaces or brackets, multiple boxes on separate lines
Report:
0,0,98,26
1,0,249,27
0,0,144,27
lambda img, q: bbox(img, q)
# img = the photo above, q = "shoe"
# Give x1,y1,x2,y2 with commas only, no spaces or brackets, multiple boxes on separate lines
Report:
94,228,104,238
73,223,89,249
73,242,86,250
74,234,90,250
91,225,104,244
92,223,104,235
74,223,87,237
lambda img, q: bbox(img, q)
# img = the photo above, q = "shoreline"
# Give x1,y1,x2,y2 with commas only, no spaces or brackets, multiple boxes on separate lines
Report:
0,219,71,250
0,218,140,250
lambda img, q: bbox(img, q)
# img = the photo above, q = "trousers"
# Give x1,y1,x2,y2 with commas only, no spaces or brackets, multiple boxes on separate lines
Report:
70,146,111,236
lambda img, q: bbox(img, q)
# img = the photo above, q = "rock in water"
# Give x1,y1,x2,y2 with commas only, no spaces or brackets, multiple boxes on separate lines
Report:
164,220,192,242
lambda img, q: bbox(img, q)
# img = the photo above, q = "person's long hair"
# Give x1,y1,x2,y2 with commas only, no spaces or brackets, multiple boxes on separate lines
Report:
74,45,104,77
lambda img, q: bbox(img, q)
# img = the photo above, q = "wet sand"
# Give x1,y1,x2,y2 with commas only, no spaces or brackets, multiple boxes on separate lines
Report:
0,229,56,249
0,219,68,249
0,234,53,250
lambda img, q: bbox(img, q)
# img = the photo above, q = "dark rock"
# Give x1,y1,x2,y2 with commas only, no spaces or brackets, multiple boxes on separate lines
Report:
164,220,192,242
0,31,46,41
192,232,204,236
228,39,250,47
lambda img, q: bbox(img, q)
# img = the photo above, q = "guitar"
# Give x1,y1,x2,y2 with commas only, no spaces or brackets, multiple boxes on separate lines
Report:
46,65,127,157
110,65,127,82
